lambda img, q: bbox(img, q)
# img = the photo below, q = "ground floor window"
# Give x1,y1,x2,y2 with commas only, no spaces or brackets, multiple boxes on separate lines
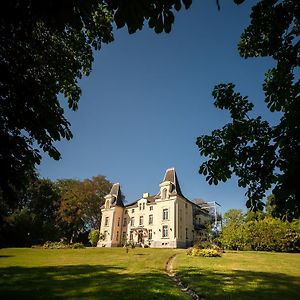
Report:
130,231,133,241
148,229,153,240
162,225,168,238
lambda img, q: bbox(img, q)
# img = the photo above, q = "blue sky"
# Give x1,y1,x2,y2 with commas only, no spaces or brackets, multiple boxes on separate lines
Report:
38,1,276,213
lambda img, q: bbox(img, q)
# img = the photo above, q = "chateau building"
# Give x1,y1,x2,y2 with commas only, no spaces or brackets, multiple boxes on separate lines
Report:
98,168,211,248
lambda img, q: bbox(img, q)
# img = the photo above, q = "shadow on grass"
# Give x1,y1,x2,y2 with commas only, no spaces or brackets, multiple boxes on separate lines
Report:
177,267,300,300
0,265,183,300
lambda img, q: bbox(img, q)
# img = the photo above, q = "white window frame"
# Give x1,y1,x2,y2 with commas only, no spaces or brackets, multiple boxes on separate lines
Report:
149,214,153,225
162,208,169,220
139,216,144,226
162,225,168,238
131,217,135,227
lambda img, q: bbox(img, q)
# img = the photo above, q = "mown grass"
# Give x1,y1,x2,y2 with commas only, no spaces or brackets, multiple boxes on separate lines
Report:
0,247,188,300
174,250,300,300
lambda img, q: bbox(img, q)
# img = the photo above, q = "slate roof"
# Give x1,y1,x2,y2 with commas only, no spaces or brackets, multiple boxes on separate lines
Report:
125,168,185,207
161,167,184,197
109,183,124,207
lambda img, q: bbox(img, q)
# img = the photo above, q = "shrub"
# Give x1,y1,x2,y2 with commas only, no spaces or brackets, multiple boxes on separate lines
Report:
43,241,68,249
186,247,193,255
187,245,222,257
219,216,300,252
197,249,221,257
70,242,85,249
187,247,221,257
88,229,100,247
42,241,85,249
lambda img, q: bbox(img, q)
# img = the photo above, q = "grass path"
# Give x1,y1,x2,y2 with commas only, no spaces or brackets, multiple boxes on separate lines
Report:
0,247,189,300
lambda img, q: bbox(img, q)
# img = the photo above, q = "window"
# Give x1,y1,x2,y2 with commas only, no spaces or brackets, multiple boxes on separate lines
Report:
162,225,168,238
139,203,142,210
131,217,135,226
105,217,109,226
150,206,153,211
117,217,120,226
148,229,153,240
163,208,169,220
123,218,127,226
122,232,126,240
130,231,133,241
149,214,153,225
104,231,107,240
139,216,144,226
162,188,167,200
142,203,145,210
105,200,110,209
116,231,119,240
132,209,135,213
186,228,188,239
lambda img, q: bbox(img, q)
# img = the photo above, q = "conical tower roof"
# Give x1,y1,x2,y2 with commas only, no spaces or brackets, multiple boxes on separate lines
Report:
109,183,124,207
161,167,184,197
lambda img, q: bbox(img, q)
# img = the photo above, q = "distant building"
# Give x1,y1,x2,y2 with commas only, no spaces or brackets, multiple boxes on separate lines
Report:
98,168,211,248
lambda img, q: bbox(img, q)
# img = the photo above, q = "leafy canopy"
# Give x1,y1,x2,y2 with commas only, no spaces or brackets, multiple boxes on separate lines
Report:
0,0,193,207
196,0,300,220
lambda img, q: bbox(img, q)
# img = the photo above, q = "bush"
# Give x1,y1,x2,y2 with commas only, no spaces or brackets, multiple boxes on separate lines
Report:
197,249,221,257
42,241,85,249
70,242,85,249
187,247,221,257
43,241,69,249
88,229,100,247
187,244,222,257
219,216,300,252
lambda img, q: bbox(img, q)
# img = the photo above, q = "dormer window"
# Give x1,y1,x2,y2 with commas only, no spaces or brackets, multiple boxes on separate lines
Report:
105,200,110,209
162,188,167,200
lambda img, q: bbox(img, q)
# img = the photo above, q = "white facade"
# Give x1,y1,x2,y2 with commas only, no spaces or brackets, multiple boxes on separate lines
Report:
98,168,211,248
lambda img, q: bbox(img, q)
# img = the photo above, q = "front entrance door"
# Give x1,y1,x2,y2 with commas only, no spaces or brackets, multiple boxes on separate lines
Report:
138,230,144,244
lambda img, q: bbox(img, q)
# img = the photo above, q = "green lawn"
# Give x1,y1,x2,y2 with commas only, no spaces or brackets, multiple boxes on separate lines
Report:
0,247,188,300
1,248,300,300
174,250,300,300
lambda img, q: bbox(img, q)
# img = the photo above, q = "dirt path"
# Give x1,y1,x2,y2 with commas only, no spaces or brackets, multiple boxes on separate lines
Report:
165,254,204,300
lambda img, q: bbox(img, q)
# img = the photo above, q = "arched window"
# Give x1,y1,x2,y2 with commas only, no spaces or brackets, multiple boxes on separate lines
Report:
105,200,110,209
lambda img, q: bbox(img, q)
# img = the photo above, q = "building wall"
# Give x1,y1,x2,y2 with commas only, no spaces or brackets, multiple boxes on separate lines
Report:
99,194,208,248
98,205,124,247
98,172,211,248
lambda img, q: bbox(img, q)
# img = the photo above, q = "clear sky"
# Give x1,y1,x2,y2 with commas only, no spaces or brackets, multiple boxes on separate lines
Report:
38,1,276,214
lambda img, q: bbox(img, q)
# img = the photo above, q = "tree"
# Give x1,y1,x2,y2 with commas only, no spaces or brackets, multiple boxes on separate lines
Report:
196,0,300,220
219,209,300,252
56,176,112,243
223,209,245,226
0,178,60,247
88,229,100,247
219,209,246,250
0,0,193,211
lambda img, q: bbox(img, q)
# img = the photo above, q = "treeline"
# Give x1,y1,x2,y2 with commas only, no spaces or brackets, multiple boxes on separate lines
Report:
0,176,113,247
219,209,300,252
